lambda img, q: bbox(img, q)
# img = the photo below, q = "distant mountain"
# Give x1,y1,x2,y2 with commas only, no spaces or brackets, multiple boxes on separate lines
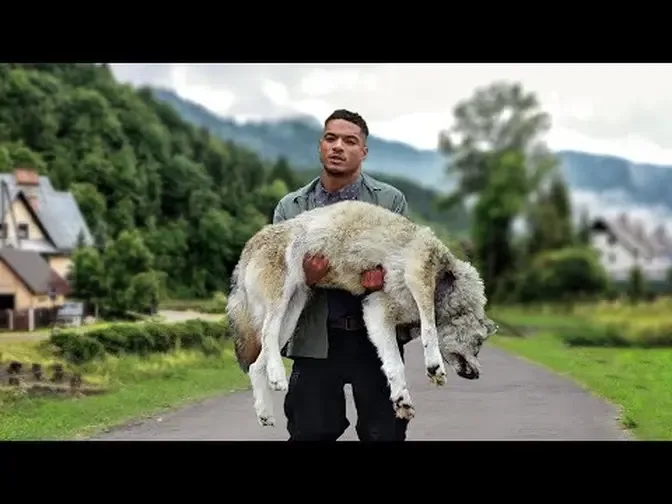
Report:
150,87,448,189
150,87,672,227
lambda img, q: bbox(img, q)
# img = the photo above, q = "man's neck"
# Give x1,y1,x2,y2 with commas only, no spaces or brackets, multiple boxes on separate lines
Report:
320,168,361,193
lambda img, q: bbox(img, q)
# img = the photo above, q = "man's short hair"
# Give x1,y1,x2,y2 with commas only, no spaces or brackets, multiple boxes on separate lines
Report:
325,109,369,138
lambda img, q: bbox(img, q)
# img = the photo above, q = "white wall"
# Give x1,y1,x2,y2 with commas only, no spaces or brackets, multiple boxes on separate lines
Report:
590,229,672,281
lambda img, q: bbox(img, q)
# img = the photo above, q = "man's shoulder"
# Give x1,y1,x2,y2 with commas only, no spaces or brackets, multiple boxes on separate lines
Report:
274,177,318,222
365,174,405,199
276,189,300,208
363,173,408,214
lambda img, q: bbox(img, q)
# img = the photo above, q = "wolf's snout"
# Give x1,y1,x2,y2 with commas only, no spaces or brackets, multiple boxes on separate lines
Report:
458,363,479,380
448,353,480,380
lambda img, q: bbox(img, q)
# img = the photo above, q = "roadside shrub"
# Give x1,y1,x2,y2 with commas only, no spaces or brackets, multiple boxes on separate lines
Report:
50,332,106,364
515,247,610,305
49,319,232,364
559,319,672,348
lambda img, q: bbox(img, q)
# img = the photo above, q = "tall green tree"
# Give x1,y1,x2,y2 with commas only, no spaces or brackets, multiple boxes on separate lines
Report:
525,173,575,257
437,81,558,299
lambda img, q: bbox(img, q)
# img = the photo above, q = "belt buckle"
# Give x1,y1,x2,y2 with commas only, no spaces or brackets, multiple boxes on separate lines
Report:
344,316,357,331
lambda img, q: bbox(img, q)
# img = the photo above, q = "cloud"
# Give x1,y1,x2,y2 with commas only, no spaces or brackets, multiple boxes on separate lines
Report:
110,63,672,165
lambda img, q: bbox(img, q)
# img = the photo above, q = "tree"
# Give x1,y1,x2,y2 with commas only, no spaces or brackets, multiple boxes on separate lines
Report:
576,207,592,245
436,81,558,299
525,173,575,257
627,265,646,303
0,63,293,303
68,246,106,311
268,156,301,191
515,246,610,305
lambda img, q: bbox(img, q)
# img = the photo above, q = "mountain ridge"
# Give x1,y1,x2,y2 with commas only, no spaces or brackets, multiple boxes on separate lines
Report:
149,87,672,225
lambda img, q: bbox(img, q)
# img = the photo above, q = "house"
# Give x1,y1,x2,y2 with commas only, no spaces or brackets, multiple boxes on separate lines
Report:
588,213,672,282
0,168,94,328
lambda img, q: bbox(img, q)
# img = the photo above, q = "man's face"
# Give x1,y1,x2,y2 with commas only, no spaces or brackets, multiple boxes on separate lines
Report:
319,119,368,176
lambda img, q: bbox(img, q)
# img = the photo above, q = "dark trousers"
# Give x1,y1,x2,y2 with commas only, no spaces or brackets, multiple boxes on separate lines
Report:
284,326,408,441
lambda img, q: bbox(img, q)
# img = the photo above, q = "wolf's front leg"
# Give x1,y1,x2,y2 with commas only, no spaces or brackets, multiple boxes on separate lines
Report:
362,293,415,421
405,272,447,386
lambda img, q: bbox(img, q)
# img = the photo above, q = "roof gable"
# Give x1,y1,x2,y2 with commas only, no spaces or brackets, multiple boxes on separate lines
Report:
591,215,672,258
0,248,68,295
0,173,94,252
2,190,57,246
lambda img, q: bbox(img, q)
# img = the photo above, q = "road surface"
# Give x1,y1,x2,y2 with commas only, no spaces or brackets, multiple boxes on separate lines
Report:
93,338,631,441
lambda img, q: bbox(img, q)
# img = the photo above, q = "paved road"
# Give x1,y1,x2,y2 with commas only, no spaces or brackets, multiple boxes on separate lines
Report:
94,339,631,441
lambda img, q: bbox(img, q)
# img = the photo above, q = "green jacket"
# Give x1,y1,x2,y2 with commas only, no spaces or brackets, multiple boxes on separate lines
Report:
272,172,412,359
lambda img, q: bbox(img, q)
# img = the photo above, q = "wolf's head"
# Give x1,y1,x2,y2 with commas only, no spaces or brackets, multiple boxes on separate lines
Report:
434,257,497,380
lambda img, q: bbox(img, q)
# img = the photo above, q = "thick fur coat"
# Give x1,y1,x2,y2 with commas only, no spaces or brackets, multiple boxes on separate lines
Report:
227,200,498,426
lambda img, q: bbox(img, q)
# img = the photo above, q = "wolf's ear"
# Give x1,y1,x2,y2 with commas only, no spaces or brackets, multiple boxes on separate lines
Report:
484,318,499,338
435,269,456,300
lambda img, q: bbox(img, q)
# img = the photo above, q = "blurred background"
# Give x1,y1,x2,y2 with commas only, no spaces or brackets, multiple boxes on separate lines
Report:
0,63,669,440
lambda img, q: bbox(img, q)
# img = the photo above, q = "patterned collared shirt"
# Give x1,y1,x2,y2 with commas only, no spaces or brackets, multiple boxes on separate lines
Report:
312,175,363,208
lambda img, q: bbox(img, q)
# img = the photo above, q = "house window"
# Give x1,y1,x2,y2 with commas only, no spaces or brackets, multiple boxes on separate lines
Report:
17,224,28,239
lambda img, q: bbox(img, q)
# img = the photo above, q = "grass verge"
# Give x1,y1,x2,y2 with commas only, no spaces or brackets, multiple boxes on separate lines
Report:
0,339,250,440
490,298,672,347
490,332,672,440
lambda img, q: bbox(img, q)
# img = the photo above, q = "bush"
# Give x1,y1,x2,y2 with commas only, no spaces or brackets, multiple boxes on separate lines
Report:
559,318,672,348
515,246,610,304
49,319,232,364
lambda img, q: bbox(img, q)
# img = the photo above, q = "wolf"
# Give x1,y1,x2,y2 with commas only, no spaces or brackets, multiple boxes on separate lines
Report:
227,199,498,427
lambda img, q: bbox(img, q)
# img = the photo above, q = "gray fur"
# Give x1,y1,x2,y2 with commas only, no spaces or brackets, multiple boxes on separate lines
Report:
227,199,498,426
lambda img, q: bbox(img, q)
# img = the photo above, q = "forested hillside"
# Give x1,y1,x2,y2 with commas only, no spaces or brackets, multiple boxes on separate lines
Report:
0,63,290,301
0,63,467,310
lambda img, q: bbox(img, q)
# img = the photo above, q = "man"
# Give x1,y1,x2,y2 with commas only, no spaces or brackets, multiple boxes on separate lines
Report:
272,109,412,441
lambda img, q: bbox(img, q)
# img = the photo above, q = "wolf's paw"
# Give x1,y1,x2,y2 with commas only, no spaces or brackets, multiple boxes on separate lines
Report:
267,364,288,392
392,389,415,420
426,362,447,386
425,348,447,386
257,414,276,427
254,400,275,427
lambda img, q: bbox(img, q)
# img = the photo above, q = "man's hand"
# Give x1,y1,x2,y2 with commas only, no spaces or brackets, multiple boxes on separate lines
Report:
361,266,385,292
303,254,330,286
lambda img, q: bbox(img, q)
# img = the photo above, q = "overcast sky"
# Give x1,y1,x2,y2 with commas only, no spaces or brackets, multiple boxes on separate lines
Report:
110,63,672,165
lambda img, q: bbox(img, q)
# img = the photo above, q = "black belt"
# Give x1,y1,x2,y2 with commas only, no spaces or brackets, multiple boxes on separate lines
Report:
328,316,365,331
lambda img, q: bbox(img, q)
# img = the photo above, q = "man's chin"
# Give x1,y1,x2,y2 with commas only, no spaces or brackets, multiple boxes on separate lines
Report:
323,164,353,176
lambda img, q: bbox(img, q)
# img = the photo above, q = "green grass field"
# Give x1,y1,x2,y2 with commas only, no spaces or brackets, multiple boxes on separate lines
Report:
490,298,672,440
0,338,251,440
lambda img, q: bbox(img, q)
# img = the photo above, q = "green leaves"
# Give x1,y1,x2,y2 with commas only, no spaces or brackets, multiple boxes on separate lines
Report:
0,63,285,304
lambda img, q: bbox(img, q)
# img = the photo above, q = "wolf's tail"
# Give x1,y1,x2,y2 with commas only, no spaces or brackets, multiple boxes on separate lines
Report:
227,262,261,373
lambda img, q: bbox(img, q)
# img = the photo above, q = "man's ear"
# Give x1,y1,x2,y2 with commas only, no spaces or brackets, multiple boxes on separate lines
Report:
361,144,368,161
